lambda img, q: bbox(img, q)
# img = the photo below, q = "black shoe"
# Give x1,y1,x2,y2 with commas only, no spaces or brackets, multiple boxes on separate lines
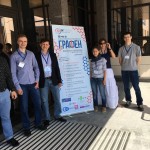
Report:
7,138,19,147
137,105,144,111
36,124,47,130
24,129,31,136
124,101,131,108
44,120,50,127
55,117,67,122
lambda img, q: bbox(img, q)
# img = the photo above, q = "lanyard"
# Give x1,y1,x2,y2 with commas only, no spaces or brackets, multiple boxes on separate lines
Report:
17,50,27,61
41,53,50,65
124,44,132,54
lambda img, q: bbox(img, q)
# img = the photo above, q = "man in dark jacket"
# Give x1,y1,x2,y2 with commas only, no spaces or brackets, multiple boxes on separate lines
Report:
0,43,10,65
35,38,66,127
0,56,19,147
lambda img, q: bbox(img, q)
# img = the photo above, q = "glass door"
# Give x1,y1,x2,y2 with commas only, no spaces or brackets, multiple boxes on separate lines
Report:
132,5,150,56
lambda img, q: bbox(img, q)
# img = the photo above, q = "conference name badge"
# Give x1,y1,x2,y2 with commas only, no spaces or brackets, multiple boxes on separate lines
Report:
44,66,51,73
94,70,99,74
125,55,129,59
18,62,25,68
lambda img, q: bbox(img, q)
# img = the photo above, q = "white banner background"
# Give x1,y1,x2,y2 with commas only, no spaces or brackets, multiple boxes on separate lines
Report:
52,25,94,116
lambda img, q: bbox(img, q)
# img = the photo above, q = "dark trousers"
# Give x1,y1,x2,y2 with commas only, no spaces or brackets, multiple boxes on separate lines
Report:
121,70,143,105
20,84,42,129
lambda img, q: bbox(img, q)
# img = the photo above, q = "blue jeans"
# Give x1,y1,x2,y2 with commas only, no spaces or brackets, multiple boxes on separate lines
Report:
0,89,13,140
20,84,42,129
39,79,61,120
91,78,106,107
121,70,143,105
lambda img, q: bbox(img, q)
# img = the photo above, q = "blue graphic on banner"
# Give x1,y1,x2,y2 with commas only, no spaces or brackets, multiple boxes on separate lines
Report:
83,56,90,75
63,107,70,112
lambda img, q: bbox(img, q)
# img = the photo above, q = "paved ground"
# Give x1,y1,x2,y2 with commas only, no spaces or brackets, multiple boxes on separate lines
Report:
66,81,150,150
0,81,150,149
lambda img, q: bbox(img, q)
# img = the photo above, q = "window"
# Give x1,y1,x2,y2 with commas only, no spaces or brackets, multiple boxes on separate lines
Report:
133,0,150,5
110,0,150,56
0,0,11,7
0,17,14,45
112,0,131,9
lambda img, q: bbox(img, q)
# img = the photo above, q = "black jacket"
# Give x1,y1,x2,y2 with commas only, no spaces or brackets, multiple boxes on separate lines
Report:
35,51,62,88
0,52,10,66
0,56,15,91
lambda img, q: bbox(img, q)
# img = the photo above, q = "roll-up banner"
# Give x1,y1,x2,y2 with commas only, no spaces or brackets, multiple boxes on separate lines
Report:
52,25,94,116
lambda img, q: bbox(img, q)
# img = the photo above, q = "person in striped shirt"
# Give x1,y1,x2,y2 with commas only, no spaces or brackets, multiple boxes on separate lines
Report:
90,46,107,112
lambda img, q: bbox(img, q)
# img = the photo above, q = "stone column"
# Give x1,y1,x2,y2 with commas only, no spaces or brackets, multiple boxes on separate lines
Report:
96,0,108,40
46,0,69,25
20,0,36,44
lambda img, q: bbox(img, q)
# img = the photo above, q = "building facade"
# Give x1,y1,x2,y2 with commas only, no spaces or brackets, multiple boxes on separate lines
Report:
0,0,150,78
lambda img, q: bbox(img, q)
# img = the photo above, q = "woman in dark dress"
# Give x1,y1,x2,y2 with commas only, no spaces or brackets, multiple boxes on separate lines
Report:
98,38,118,109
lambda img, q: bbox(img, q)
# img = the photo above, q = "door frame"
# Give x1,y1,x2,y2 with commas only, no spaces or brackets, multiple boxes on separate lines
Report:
31,3,51,41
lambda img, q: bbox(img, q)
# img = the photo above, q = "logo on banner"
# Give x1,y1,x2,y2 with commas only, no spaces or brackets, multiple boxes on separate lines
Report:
55,28,63,34
63,105,79,112
78,96,87,102
62,98,71,103
74,104,78,109
55,28,71,34
80,105,90,108
63,107,69,112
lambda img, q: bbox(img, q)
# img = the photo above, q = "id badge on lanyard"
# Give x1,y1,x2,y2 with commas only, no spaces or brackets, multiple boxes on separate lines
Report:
125,55,129,59
94,70,99,74
44,66,51,73
18,62,25,68
124,44,132,60
17,50,27,68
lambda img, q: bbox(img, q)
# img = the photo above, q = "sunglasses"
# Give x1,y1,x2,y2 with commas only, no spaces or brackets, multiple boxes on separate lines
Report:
100,42,106,45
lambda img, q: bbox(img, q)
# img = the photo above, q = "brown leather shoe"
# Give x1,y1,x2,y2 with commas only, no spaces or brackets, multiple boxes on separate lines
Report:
101,107,106,113
94,106,98,112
